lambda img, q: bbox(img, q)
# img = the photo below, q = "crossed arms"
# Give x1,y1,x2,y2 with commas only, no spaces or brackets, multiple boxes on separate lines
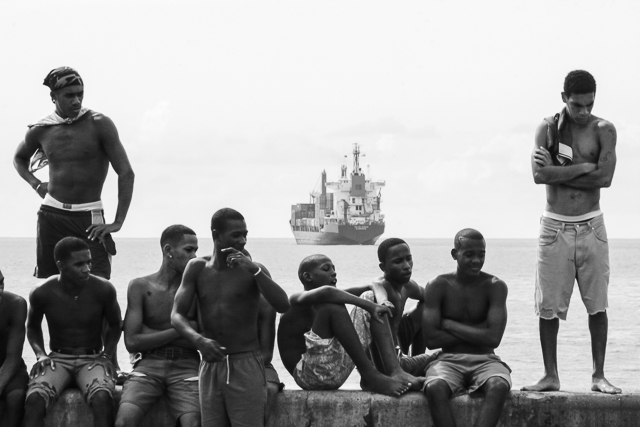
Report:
531,120,617,190
422,277,508,350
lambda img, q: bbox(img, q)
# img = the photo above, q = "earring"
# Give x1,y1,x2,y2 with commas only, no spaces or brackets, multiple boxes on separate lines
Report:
169,255,173,258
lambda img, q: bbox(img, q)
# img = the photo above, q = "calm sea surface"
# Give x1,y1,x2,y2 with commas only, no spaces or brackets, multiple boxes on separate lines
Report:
2,237,639,393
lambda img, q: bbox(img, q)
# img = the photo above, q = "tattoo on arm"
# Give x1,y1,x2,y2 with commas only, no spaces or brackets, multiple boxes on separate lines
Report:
600,151,611,162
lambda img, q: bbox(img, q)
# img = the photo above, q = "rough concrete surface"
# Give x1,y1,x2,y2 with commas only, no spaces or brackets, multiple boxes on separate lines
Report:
29,389,640,427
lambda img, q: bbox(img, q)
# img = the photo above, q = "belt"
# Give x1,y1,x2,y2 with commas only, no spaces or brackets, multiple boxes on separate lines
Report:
145,346,200,360
51,348,101,356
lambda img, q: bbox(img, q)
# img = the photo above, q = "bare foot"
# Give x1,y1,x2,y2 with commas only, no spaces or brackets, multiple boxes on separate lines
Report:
361,371,410,397
391,371,426,391
591,377,621,394
521,375,560,392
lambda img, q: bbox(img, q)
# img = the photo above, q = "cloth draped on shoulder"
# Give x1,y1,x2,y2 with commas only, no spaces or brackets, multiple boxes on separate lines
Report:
544,108,573,166
27,107,91,172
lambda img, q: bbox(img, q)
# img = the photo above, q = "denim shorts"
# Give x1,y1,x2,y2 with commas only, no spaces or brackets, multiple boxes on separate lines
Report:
119,354,200,418
535,214,609,320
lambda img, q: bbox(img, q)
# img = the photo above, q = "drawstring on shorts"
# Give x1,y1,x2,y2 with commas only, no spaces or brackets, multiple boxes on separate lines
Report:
225,355,230,385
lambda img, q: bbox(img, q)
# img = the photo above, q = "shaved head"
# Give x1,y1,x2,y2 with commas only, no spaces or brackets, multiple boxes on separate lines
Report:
454,228,485,249
298,254,330,283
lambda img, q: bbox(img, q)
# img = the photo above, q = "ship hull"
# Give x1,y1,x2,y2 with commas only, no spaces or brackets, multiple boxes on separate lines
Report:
291,223,384,245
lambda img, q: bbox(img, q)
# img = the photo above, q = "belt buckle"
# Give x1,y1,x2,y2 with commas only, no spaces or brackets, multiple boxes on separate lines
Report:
166,347,176,359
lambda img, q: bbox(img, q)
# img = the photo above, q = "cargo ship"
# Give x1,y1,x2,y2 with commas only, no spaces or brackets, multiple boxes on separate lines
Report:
290,143,385,245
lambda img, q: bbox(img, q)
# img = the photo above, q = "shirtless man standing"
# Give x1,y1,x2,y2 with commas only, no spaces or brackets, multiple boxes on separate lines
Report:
116,225,201,427
24,237,122,427
423,229,511,427
171,208,290,427
0,270,29,427
523,70,620,394
14,66,135,280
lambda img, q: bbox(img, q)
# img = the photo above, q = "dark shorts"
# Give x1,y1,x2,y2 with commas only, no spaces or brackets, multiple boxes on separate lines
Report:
0,360,29,398
36,205,116,279
199,351,267,427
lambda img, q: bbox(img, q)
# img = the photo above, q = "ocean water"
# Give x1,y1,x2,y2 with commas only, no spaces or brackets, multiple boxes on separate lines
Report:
1,237,639,393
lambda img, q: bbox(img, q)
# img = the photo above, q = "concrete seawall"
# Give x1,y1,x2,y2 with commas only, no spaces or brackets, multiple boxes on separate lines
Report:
29,389,640,426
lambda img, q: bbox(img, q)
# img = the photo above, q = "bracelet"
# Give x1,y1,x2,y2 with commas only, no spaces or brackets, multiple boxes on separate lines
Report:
253,267,262,276
34,182,42,192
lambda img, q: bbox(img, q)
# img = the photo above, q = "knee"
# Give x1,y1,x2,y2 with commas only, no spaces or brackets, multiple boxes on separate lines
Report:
24,393,47,416
424,379,450,400
178,412,202,427
484,377,510,398
90,390,113,410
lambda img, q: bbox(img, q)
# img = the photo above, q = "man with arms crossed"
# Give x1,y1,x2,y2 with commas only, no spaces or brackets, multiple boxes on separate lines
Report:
523,70,620,394
423,229,511,427
116,225,201,427
171,208,290,427
14,66,135,280
0,269,29,427
24,237,122,427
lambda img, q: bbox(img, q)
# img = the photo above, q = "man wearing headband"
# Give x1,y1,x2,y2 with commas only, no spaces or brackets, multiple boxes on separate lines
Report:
13,66,135,280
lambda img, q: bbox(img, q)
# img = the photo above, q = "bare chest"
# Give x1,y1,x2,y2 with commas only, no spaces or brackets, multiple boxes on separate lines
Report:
142,290,176,326
566,125,601,163
40,123,104,164
44,292,104,328
442,287,488,323
197,270,258,304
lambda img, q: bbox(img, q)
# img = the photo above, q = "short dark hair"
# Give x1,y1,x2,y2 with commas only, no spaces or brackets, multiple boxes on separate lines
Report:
453,228,484,249
211,208,245,233
297,254,329,284
160,224,196,248
54,237,89,263
377,238,407,263
564,70,596,97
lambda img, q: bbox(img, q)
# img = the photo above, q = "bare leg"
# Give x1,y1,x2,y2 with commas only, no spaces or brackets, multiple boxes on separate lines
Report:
424,379,456,427
3,389,26,427
589,312,621,394
521,318,560,391
314,303,410,397
402,302,427,356
178,412,202,427
265,382,280,425
474,377,510,427
115,403,145,427
24,394,47,427
369,317,425,390
90,391,114,427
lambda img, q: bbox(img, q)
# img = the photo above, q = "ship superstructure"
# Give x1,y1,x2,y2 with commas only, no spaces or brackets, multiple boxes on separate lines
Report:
290,143,385,245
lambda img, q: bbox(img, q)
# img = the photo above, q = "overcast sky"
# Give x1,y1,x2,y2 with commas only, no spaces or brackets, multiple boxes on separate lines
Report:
1,1,639,240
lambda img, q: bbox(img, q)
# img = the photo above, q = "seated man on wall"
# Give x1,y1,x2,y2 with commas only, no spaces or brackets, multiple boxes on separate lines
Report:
369,238,434,373
0,269,29,427
278,254,425,396
24,237,122,427
423,229,511,427
116,225,201,427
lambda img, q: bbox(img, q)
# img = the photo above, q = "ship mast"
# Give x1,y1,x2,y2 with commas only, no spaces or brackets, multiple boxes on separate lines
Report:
352,143,361,175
